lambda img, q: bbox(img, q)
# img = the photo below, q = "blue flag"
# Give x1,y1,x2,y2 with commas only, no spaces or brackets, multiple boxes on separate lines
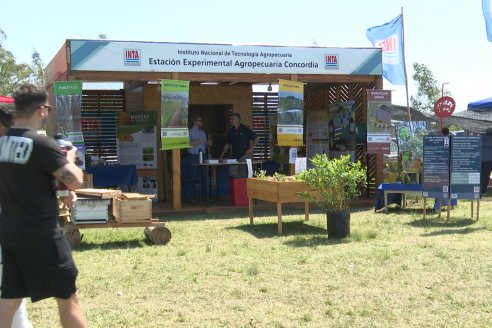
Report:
366,15,406,85
483,0,492,41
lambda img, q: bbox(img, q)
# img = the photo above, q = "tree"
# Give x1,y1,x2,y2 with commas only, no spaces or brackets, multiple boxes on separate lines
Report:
0,29,45,96
410,62,450,113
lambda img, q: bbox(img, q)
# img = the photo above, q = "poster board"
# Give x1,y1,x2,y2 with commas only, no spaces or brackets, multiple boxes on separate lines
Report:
277,79,304,146
367,90,391,154
117,112,158,169
160,79,190,150
306,109,329,167
422,136,450,199
450,135,482,200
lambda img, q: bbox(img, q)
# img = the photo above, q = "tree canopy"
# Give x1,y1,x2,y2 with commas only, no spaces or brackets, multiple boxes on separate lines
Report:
410,62,450,113
0,29,45,96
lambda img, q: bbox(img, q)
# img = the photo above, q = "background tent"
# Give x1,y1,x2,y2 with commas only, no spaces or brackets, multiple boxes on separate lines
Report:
467,97,492,112
0,96,14,103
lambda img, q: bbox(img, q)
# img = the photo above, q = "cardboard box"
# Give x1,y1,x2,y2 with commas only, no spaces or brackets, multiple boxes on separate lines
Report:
113,197,152,223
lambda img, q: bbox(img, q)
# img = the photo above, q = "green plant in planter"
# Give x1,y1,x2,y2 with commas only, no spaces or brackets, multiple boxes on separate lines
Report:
297,154,367,238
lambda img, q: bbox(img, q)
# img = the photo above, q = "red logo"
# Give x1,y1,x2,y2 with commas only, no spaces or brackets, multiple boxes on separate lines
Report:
434,96,456,118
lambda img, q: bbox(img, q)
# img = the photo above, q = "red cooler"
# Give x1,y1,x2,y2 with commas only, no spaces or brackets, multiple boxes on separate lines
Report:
230,178,248,206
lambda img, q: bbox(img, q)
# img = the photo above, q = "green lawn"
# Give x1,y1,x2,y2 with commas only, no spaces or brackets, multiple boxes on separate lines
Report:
28,202,492,327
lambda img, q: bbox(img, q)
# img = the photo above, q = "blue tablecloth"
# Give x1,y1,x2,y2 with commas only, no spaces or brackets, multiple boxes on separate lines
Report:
85,165,138,188
375,183,422,210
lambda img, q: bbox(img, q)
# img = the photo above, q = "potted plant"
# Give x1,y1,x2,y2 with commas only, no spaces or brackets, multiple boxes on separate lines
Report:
297,154,366,238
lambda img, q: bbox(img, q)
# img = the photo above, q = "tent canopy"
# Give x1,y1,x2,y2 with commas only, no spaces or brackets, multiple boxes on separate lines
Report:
467,97,492,112
0,96,14,103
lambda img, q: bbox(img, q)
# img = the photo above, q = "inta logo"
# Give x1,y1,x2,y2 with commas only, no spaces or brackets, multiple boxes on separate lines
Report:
124,49,141,66
324,54,339,69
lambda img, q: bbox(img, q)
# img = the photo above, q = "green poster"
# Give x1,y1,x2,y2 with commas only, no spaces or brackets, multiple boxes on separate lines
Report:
160,79,190,150
54,81,85,169
117,112,158,168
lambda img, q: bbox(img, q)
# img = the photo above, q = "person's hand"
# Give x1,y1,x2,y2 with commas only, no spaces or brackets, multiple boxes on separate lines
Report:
60,190,78,208
66,147,78,163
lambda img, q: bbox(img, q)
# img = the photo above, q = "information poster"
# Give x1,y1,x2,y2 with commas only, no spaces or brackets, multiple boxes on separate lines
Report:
306,109,329,167
160,79,190,150
367,90,391,154
450,135,482,199
277,79,304,146
137,170,158,197
422,136,450,199
117,112,158,168
329,101,356,161
54,81,85,169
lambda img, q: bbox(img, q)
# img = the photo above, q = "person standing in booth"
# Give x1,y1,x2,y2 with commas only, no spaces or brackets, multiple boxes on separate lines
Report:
185,114,210,202
219,113,258,177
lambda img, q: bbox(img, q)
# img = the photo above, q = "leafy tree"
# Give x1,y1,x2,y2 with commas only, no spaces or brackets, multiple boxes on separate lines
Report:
410,62,450,113
0,29,44,96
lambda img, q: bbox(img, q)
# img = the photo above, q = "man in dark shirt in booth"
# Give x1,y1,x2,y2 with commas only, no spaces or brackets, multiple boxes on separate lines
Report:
219,113,258,177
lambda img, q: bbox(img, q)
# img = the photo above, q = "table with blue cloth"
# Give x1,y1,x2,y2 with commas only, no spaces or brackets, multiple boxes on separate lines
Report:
375,183,423,213
85,165,138,190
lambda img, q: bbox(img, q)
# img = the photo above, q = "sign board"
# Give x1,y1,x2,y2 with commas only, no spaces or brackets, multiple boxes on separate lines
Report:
306,109,329,167
434,96,456,118
69,40,382,75
277,79,304,146
367,90,391,154
117,112,158,169
422,136,450,198
160,80,190,150
450,135,482,199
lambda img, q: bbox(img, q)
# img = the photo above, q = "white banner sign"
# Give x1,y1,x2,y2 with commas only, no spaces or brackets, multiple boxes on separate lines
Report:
69,40,382,75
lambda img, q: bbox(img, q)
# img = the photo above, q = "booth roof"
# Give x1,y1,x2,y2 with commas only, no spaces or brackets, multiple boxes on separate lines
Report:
390,105,438,122
444,110,492,134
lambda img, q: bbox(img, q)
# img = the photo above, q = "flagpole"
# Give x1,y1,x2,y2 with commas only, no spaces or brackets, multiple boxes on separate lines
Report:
401,6,412,123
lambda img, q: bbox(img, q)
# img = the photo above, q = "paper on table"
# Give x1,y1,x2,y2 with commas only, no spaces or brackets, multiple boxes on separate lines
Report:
295,157,307,174
246,158,253,178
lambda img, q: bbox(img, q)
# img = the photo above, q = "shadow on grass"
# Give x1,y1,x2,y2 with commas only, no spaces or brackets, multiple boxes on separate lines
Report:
229,221,327,239
283,235,350,247
77,238,150,251
420,227,485,237
407,218,476,228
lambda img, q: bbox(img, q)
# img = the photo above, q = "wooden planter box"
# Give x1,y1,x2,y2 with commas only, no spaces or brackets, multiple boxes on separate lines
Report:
247,178,318,234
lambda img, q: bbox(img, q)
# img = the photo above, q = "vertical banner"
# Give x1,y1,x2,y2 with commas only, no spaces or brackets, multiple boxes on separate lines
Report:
367,90,392,154
329,101,356,161
422,136,450,199
277,79,304,146
160,79,190,150
450,135,482,199
117,112,157,168
54,81,85,169
306,109,329,167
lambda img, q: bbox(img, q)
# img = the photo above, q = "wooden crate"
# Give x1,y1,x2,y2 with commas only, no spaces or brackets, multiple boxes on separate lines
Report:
113,197,152,223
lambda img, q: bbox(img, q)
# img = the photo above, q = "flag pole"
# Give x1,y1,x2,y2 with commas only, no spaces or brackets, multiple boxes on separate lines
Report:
401,6,412,123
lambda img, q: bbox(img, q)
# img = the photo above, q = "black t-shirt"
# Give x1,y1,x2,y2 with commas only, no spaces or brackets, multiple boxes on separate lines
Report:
0,128,68,245
226,124,256,159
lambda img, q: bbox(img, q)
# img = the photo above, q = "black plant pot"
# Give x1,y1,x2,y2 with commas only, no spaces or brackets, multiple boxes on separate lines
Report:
326,210,350,239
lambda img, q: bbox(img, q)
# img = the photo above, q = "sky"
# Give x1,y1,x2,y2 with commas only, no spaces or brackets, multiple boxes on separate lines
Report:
1,0,491,112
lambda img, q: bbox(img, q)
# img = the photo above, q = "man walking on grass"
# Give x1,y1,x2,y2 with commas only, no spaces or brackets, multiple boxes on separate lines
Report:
0,85,87,328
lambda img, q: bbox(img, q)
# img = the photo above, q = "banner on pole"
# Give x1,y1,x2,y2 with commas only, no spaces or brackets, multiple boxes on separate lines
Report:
277,79,304,146
54,81,85,169
367,90,392,154
160,80,190,150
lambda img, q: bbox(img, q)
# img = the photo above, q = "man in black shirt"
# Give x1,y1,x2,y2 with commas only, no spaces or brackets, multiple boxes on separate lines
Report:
219,113,258,177
0,85,86,327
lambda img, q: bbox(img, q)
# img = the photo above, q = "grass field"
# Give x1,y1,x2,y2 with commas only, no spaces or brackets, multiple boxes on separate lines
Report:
27,202,492,327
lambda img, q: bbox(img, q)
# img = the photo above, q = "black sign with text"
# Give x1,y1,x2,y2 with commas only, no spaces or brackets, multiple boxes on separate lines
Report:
450,135,482,199
423,136,450,198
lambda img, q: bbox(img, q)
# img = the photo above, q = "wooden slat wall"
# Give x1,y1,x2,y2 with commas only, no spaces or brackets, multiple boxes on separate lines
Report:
81,90,125,162
305,83,377,197
252,92,278,160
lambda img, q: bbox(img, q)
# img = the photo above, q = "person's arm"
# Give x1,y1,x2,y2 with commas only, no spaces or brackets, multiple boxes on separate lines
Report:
246,128,258,156
52,147,84,190
219,143,230,161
